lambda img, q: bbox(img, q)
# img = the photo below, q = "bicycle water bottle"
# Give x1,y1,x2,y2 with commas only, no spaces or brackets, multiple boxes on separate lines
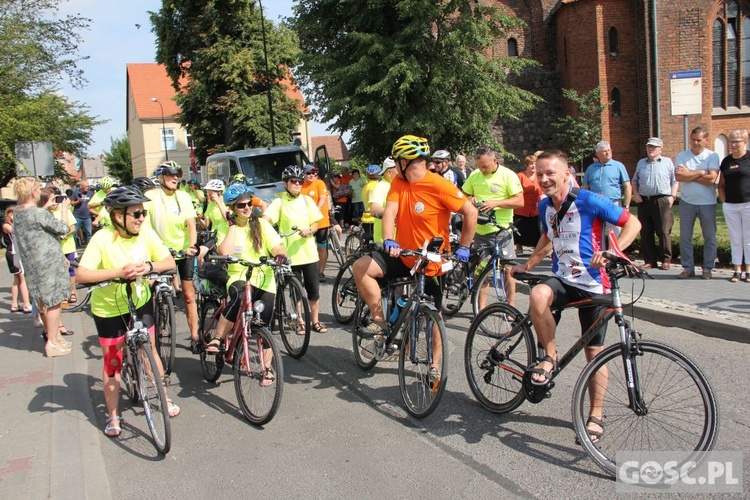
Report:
389,296,408,324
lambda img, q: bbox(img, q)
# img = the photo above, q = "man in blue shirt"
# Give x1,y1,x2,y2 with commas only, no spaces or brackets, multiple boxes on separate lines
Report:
631,137,678,270
71,179,92,246
674,126,720,279
582,141,632,207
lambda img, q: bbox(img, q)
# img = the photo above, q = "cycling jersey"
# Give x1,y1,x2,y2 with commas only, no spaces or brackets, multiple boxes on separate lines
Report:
146,188,197,252
52,207,76,254
79,225,171,318
462,167,523,234
369,178,393,243
360,179,379,224
216,218,282,294
203,201,225,230
264,192,322,265
539,189,630,293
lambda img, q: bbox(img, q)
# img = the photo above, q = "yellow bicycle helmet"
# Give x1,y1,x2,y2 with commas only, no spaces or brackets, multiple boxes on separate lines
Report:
391,135,430,161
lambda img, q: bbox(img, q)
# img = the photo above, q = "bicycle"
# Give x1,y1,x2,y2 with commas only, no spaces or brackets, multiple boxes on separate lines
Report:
197,255,284,425
327,207,347,268
344,224,366,257
352,237,452,418
113,275,172,454
464,252,718,477
152,268,178,375
441,212,517,317
331,232,376,324
272,226,312,358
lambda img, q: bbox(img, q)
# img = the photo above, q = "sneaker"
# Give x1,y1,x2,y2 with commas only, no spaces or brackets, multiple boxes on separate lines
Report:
358,320,386,338
701,269,713,280
730,272,740,283
677,269,695,279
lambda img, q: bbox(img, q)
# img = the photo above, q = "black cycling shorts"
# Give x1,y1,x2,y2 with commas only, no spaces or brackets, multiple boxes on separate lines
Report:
175,257,195,281
369,250,443,310
292,262,320,301
93,300,154,340
315,227,328,247
540,276,608,347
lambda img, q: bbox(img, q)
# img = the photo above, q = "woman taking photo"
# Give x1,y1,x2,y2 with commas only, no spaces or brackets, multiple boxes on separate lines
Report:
12,177,74,357
204,184,287,387
76,186,180,437
719,129,750,282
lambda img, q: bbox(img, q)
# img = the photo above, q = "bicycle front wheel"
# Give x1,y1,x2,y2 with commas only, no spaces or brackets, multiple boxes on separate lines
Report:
571,340,719,478
136,343,171,454
471,261,508,315
275,275,311,359
398,304,448,418
332,258,359,324
465,303,532,413
156,293,177,375
329,231,346,267
199,297,224,383
234,327,284,425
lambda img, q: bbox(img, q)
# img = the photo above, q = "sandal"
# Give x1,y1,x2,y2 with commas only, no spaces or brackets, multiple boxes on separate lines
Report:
204,337,223,354
312,322,328,334
260,367,276,387
10,306,19,313
167,399,180,418
68,293,77,304
23,307,32,314
296,323,307,336
529,355,558,386
104,416,122,437
576,416,606,445
60,327,74,336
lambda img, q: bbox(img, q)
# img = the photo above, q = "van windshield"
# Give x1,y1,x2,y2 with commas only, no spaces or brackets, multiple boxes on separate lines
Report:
239,151,307,185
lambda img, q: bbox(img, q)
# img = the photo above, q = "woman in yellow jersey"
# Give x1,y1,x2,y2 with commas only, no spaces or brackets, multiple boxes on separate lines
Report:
77,186,179,437
146,161,200,352
200,178,228,230
204,185,287,385
264,165,328,333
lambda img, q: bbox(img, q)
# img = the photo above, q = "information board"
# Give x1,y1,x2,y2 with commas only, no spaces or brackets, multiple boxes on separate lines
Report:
670,70,702,116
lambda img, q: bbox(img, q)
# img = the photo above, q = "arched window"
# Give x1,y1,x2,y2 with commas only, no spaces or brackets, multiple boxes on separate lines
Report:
715,134,728,159
608,27,619,55
714,0,750,109
508,38,518,57
611,87,622,117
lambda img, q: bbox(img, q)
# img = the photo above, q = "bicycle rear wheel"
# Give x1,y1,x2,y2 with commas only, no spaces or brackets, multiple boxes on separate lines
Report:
344,232,362,257
465,303,532,413
275,275,311,359
352,303,379,370
332,259,359,324
234,327,284,425
199,297,224,382
441,262,469,316
398,304,448,418
156,293,177,375
136,343,171,454
572,340,719,478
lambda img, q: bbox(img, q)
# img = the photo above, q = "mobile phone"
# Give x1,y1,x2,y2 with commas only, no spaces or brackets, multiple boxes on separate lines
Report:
55,195,66,203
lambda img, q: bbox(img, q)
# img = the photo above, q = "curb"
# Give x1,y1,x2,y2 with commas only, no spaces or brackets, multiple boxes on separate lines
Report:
632,302,749,344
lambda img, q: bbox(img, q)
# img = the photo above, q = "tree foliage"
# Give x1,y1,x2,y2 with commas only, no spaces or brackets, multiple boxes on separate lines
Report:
291,0,540,161
554,87,608,167
103,135,133,185
0,0,100,187
150,0,304,162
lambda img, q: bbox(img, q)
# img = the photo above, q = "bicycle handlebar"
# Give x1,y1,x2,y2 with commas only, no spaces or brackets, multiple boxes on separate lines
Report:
278,225,300,238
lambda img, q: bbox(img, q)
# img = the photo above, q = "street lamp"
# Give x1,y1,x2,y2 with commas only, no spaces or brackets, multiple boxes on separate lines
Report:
151,97,169,161
258,0,276,146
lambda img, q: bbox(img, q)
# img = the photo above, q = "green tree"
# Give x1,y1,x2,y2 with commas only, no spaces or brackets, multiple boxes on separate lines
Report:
150,0,304,162
0,0,100,187
103,135,133,185
291,0,540,161
553,87,608,168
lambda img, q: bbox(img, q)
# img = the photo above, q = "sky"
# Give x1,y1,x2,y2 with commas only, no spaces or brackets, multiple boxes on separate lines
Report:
56,0,330,157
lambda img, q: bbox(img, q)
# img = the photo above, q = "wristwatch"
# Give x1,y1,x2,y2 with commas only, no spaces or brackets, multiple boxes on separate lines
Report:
145,261,154,273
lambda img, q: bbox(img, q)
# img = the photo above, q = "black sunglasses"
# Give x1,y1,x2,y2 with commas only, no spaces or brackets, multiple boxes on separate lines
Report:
126,209,148,219
234,201,252,209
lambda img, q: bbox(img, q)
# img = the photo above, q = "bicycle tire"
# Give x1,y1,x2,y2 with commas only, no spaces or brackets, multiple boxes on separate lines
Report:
344,232,362,258
398,303,448,418
61,287,91,312
234,327,284,425
471,261,508,316
328,231,346,267
351,303,379,370
121,354,139,404
441,262,469,316
275,275,311,359
199,297,224,383
332,258,360,324
136,343,172,454
156,292,177,375
464,303,532,413
571,340,718,478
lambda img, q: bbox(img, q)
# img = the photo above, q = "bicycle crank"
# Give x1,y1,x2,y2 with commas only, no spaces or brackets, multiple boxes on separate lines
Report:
521,371,554,403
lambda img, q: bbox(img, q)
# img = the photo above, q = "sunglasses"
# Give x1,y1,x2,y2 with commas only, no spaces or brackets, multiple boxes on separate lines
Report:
288,179,304,185
234,201,252,209
126,209,148,219
306,172,318,176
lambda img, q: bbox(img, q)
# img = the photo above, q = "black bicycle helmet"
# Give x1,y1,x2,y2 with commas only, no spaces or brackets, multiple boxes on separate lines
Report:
281,165,305,181
103,186,150,208
131,176,158,192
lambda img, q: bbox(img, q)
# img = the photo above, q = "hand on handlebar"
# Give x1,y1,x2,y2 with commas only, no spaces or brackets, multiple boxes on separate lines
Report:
455,246,470,263
274,254,289,265
509,264,527,277
383,238,400,257
589,251,606,269
119,262,149,280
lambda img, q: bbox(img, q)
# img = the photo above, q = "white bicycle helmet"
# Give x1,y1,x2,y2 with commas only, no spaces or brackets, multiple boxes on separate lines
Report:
205,179,225,192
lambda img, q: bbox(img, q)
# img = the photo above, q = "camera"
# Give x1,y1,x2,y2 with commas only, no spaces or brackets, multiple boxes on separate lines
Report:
55,195,66,204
